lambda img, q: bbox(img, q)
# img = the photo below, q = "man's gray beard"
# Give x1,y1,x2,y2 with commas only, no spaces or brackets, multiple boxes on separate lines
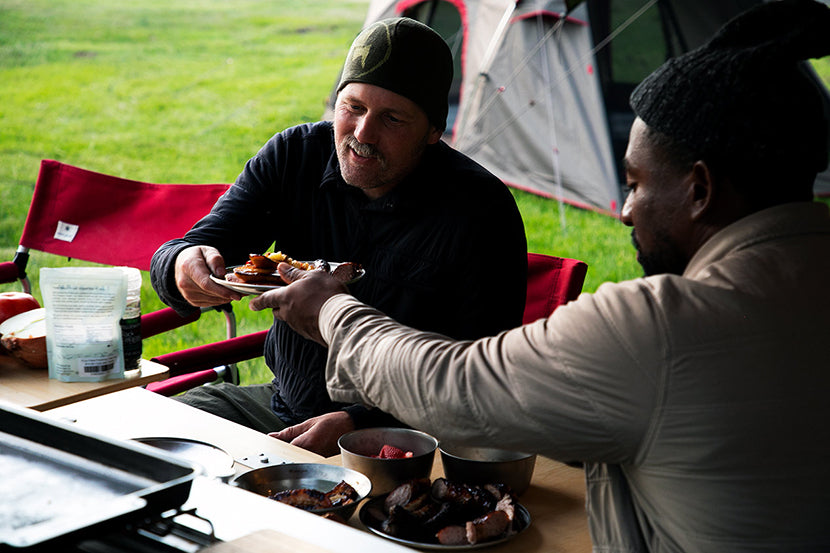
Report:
337,135,390,191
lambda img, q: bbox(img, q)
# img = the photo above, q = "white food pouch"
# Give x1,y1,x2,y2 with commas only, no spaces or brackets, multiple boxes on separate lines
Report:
41,267,128,382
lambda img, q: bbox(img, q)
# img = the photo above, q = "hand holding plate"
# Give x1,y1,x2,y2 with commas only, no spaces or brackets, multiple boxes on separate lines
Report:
175,245,242,305
249,263,348,346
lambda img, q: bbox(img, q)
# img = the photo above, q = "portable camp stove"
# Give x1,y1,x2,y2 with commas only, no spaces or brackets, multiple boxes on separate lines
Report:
72,508,220,553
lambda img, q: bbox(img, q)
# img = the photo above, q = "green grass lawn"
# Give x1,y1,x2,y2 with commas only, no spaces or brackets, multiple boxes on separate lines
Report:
1,0,374,383
2,1,828,385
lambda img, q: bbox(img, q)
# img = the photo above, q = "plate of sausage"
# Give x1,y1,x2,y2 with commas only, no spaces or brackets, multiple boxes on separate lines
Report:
210,252,364,296
358,477,531,550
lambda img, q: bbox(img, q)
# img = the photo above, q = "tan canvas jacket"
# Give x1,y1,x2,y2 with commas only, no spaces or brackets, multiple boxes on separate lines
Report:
323,201,830,553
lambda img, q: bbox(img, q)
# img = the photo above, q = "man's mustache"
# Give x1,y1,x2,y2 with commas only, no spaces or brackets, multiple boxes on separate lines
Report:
630,229,640,252
343,135,382,160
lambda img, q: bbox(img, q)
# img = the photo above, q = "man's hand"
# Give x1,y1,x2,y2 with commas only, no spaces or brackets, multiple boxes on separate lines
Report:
268,411,355,457
175,245,242,306
249,264,348,346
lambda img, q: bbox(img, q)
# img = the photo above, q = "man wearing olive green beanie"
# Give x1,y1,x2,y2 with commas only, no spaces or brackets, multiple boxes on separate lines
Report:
151,17,528,457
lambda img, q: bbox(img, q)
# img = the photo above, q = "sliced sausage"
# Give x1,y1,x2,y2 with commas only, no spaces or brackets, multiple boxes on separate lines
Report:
466,510,511,544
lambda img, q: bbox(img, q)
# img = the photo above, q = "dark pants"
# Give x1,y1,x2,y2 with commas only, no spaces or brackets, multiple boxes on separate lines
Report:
174,382,289,434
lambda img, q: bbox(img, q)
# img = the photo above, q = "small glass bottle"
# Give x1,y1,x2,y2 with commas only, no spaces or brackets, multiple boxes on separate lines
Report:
120,267,142,376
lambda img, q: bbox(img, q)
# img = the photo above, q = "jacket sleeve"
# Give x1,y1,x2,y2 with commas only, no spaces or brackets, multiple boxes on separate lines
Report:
322,286,662,464
149,239,200,316
342,404,408,430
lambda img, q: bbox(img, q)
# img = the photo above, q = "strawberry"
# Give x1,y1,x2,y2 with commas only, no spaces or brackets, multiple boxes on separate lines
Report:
377,444,414,459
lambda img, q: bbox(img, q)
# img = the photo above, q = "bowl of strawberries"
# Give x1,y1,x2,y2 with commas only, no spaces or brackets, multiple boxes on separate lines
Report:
338,428,438,496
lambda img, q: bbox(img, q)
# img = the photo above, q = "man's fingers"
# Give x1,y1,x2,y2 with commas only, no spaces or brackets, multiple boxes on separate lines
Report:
248,266,343,345
248,265,306,312
248,287,280,312
185,269,243,304
204,249,230,278
277,262,307,283
269,422,308,442
268,429,291,442
174,245,242,304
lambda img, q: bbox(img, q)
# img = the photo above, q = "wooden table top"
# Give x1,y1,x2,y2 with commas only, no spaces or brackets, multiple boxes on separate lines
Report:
44,387,592,552
44,386,324,468
0,355,169,411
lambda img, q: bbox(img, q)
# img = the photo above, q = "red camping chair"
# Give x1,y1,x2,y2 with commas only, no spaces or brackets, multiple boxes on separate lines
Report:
0,159,238,378
522,252,587,324
145,252,588,396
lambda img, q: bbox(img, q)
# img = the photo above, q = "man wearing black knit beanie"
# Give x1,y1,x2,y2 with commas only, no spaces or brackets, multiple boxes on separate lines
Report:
269,2,830,550
151,17,528,456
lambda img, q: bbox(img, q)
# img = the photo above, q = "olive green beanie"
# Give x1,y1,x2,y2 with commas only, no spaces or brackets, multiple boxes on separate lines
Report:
337,17,453,132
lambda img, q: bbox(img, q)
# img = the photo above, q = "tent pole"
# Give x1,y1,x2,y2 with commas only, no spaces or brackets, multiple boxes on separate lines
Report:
536,12,568,234
454,2,516,143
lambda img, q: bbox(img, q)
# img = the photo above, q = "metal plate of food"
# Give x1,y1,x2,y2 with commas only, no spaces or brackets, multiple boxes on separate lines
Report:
230,463,372,519
359,494,531,551
211,262,365,296
131,437,235,481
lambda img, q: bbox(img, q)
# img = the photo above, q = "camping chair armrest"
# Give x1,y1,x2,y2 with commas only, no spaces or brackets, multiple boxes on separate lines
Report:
151,330,268,377
0,261,20,285
140,307,201,339
141,303,236,343
145,369,220,396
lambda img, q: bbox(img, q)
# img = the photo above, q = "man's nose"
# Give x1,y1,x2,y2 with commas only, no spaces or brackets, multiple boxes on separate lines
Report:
620,193,633,226
353,114,379,144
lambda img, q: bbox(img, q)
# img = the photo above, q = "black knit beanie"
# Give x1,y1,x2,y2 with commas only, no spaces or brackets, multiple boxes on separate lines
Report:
337,17,453,132
630,0,830,177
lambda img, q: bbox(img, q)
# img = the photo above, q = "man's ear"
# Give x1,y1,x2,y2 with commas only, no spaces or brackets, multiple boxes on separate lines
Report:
427,125,443,145
688,160,715,222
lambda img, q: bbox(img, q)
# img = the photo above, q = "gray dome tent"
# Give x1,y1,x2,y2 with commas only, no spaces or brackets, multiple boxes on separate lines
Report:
326,0,830,214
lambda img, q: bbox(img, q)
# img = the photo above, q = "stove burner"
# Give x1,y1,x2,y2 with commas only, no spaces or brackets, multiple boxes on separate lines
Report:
73,508,221,553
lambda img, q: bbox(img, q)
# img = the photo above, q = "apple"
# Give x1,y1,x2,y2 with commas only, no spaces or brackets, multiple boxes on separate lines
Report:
0,308,47,367
0,292,42,327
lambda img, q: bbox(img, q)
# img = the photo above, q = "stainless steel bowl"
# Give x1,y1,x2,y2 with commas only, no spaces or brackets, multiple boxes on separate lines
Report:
230,463,371,519
439,444,537,495
338,428,438,496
